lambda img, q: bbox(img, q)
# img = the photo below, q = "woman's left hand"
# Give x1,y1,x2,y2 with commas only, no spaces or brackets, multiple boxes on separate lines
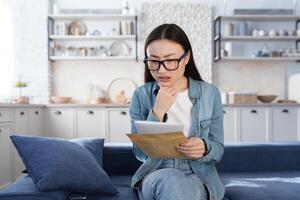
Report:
176,137,206,159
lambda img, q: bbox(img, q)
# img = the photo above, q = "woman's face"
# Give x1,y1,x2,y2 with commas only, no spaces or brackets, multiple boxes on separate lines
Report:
146,39,190,88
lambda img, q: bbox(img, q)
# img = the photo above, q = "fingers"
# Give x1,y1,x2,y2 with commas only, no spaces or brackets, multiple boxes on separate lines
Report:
176,145,205,151
179,137,203,147
177,149,204,159
176,146,205,158
159,87,176,96
176,137,206,159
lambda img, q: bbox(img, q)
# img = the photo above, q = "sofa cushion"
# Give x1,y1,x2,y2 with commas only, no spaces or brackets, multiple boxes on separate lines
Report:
217,142,300,173
71,176,139,200
0,175,69,200
221,171,300,200
10,135,118,195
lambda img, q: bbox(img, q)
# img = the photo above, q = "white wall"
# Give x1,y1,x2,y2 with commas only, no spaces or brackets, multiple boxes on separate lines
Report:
11,0,51,103
51,0,300,103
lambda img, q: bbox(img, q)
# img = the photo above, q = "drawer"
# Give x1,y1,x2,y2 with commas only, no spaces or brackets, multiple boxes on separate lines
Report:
0,109,13,123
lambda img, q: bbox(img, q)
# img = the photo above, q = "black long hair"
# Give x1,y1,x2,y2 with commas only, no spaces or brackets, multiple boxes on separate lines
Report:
144,24,203,83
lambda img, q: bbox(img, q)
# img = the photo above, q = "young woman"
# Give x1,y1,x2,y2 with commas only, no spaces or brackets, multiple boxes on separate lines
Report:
129,24,224,200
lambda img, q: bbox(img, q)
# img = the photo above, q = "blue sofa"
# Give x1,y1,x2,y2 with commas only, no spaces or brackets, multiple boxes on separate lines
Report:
1,142,300,200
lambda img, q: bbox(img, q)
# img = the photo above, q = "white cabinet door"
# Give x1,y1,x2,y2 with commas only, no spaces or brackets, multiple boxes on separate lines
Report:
14,108,29,134
76,108,106,138
272,107,298,141
240,107,268,142
0,109,13,123
29,108,44,136
223,107,237,143
14,108,29,179
107,108,131,143
0,124,13,189
45,108,74,139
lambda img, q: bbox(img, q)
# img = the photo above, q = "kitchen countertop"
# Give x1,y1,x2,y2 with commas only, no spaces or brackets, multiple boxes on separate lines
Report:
0,103,130,108
45,103,130,108
1,103,300,108
223,103,300,107
0,103,45,108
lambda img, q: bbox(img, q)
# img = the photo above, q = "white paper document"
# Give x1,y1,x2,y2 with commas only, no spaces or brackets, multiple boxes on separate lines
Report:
134,120,184,134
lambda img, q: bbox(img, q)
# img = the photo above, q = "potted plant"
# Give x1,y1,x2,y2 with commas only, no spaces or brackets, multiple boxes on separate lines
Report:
13,80,29,104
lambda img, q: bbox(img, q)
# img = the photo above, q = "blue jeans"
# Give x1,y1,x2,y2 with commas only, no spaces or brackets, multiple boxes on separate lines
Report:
138,159,208,200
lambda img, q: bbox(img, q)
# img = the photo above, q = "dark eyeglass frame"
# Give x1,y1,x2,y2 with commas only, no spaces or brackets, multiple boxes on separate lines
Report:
143,51,189,71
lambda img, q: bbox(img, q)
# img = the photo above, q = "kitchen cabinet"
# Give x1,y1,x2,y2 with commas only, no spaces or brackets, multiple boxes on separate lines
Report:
272,107,298,141
45,108,74,139
0,109,13,123
14,108,45,179
29,108,44,136
76,108,106,138
0,123,13,189
14,108,29,180
0,108,13,189
14,108,29,134
239,107,269,142
106,108,131,143
223,107,238,142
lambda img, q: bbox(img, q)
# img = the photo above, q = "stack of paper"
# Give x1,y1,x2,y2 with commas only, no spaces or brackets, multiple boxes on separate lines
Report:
127,121,189,159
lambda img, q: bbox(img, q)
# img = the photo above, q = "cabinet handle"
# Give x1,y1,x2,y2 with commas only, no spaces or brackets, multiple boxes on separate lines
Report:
250,110,257,114
282,109,289,113
223,110,226,114
0,112,2,117
20,111,25,116
35,111,39,115
120,111,127,115
0,129,2,133
54,111,62,115
87,110,94,115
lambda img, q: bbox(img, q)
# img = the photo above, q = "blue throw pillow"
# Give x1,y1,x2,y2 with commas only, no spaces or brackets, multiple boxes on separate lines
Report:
20,137,104,174
71,138,104,167
10,135,118,195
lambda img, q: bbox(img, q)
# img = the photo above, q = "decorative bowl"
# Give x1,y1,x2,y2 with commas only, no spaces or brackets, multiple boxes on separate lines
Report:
257,95,277,103
50,96,72,104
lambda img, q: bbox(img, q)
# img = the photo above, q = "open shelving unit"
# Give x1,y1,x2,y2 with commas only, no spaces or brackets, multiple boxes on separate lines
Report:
213,15,300,62
49,56,136,61
47,13,138,61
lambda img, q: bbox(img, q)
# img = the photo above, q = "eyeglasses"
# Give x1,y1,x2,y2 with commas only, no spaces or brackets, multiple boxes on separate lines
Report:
143,51,189,71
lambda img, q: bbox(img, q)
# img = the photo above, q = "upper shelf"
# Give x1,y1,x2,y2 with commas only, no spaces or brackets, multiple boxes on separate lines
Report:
49,56,136,61
49,35,136,40
220,36,300,41
217,15,300,21
48,14,137,20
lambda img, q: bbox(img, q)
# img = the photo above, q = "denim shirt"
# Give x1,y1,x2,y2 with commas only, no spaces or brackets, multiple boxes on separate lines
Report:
129,77,225,200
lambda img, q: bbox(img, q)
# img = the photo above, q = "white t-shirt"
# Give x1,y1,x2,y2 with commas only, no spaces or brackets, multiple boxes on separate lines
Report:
167,89,193,137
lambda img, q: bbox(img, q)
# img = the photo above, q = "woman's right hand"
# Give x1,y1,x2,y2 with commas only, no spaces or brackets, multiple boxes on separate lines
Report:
153,86,177,121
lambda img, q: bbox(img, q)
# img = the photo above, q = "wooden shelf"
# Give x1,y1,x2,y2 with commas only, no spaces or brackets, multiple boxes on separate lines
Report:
50,56,136,61
49,35,136,40
47,12,139,62
48,14,136,20
221,36,300,41
217,15,300,21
